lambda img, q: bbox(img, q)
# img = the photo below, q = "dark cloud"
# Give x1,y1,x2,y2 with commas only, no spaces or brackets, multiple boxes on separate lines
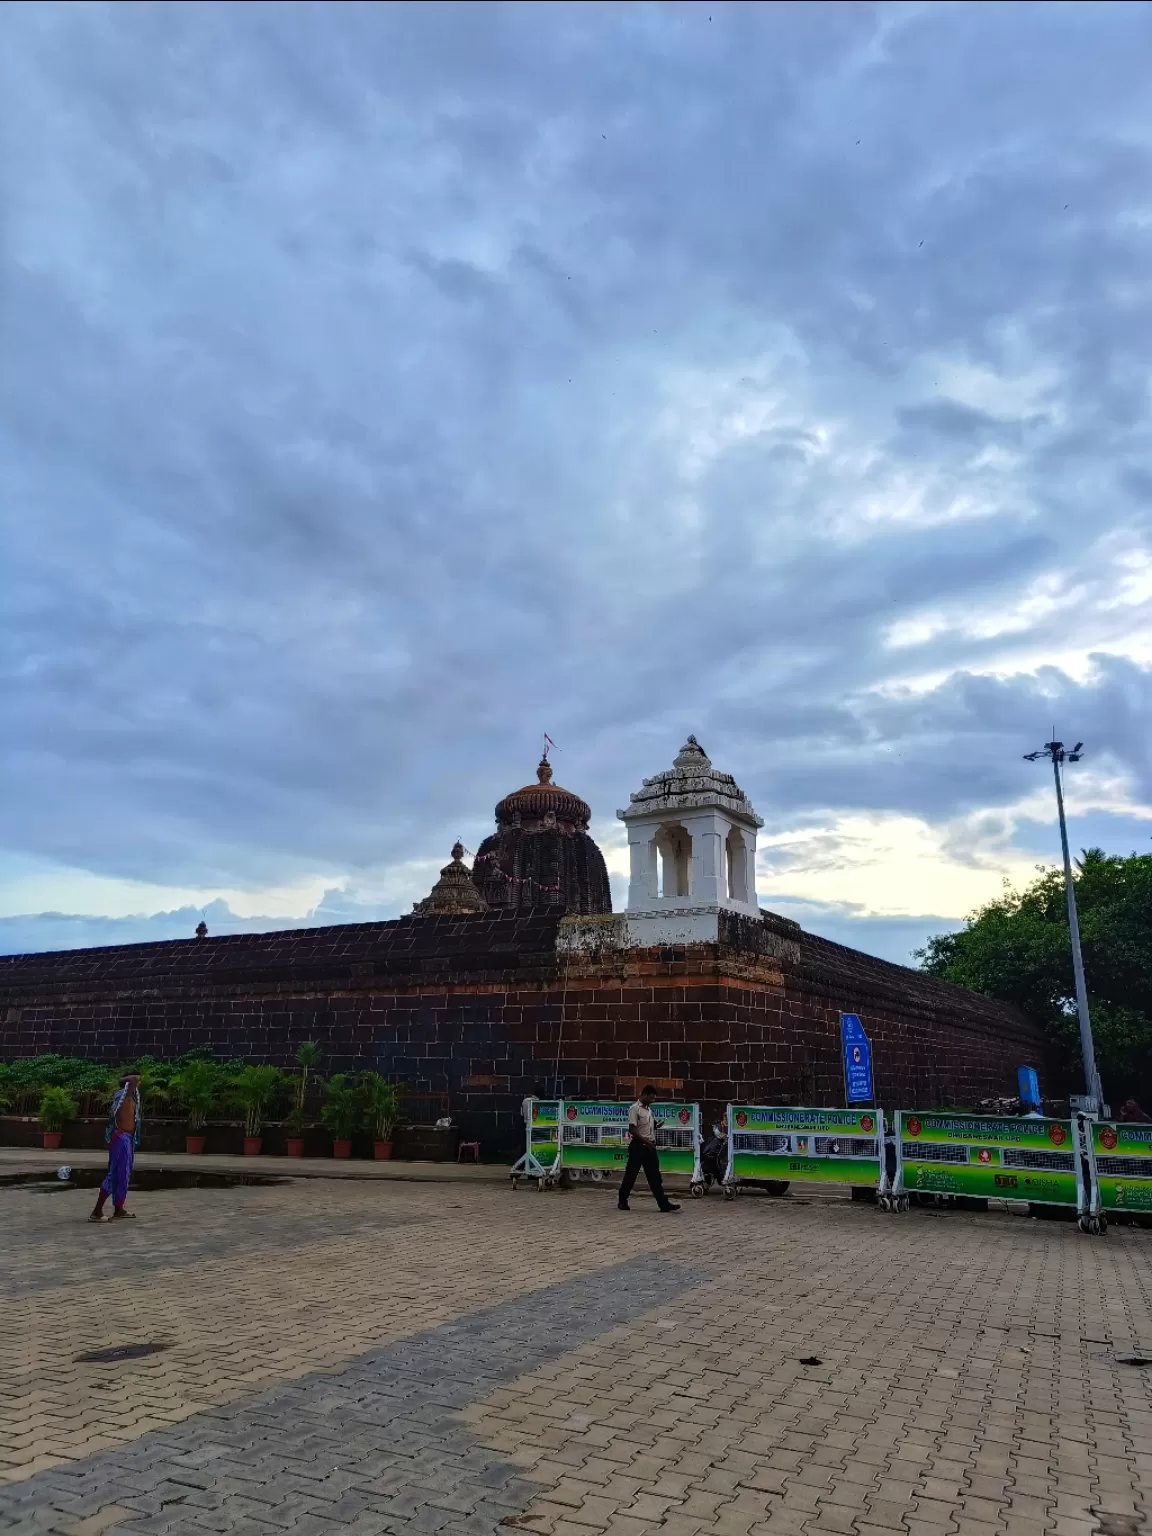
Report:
2,1,1151,953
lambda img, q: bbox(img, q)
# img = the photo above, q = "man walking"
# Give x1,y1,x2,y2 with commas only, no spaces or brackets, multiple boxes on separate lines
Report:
89,1073,141,1222
617,1085,680,1213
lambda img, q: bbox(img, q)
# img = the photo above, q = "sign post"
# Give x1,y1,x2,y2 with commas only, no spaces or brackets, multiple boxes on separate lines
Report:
840,1014,874,1104
1017,1066,1042,1113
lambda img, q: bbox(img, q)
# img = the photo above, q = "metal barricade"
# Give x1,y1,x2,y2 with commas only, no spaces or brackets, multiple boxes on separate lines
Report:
1085,1119,1152,1220
558,1100,704,1192
510,1100,562,1189
892,1111,1096,1223
723,1105,889,1202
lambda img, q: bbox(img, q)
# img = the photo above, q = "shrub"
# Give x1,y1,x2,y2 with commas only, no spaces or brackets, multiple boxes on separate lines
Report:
359,1073,401,1141
320,1074,363,1142
227,1066,286,1139
115,1057,173,1113
38,1086,78,1133
169,1059,221,1132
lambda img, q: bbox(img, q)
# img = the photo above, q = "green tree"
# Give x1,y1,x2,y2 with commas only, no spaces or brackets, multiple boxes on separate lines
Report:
918,849,1152,1105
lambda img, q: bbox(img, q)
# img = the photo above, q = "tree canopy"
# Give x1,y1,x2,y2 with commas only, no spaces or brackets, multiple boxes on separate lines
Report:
917,849,1152,1107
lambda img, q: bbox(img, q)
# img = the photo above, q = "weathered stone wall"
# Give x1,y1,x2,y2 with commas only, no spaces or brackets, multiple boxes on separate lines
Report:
0,910,1048,1148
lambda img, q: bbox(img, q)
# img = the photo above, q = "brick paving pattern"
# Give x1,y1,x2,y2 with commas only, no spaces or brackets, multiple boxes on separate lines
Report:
3,1175,1152,1536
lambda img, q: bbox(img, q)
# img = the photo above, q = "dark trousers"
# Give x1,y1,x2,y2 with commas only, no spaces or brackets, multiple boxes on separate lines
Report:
618,1140,672,1208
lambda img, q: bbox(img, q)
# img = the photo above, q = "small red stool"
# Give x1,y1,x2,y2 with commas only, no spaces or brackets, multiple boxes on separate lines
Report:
457,1141,481,1163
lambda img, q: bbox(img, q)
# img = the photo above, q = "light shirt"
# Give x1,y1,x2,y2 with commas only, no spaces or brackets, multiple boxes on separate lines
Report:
628,1100,657,1145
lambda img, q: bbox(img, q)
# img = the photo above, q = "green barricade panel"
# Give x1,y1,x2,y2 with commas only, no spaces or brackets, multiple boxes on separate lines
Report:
1092,1122,1152,1211
898,1112,1077,1205
531,1100,559,1143
560,1101,698,1175
728,1106,881,1186
511,1099,562,1178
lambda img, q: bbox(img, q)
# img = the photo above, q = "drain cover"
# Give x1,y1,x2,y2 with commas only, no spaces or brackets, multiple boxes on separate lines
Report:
798,1356,823,1366
1112,1353,1152,1368
75,1343,170,1364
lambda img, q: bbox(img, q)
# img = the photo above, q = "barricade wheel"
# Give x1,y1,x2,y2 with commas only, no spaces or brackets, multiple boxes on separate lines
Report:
878,1195,891,1212
590,1170,604,1181
1100,1213,1109,1234
533,1178,545,1192
690,1181,705,1199
898,1196,909,1213
511,1175,520,1190
723,1184,737,1201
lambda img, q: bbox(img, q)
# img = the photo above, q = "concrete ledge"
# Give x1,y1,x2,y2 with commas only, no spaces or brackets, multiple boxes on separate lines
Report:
0,1146,510,1185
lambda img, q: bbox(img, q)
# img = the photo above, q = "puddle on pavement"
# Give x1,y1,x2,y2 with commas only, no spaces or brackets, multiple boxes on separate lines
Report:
75,1342,171,1363
4,1169,288,1193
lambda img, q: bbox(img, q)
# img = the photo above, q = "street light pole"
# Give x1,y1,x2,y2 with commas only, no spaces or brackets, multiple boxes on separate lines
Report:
1024,739,1103,1111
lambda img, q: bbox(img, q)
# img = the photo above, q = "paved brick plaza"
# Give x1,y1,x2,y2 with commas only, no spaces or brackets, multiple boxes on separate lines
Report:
2,1175,1152,1536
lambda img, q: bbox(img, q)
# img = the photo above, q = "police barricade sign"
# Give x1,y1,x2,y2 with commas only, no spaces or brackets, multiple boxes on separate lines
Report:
509,1100,562,1188
723,1106,888,1202
558,1101,704,1190
1088,1120,1152,1214
893,1111,1085,1213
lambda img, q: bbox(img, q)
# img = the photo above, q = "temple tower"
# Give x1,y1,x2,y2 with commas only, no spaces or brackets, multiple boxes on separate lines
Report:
616,735,763,920
471,757,612,915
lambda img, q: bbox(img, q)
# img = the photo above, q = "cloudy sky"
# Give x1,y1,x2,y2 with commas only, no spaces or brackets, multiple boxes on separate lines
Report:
3,0,1152,965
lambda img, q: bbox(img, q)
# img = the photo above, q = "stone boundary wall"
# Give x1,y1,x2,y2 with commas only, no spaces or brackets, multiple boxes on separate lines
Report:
0,911,1048,1148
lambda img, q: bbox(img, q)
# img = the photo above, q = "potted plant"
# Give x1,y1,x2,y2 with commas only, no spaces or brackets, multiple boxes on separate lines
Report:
320,1074,362,1158
169,1058,219,1154
284,1104,308,1158
38,1085,77,1150
360,1072,401,1160
228,1065,285,1155
285,1041,323,1156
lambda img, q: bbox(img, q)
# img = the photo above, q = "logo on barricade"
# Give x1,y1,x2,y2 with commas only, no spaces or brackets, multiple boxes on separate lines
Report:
860,1114,875,1133
906,1116,922,1137
1047,1124,1067,1146
1100,1127,1118,1150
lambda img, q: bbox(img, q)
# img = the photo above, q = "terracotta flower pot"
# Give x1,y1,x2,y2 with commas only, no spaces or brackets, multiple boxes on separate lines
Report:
374,1140,393,1160
285,1137,304,1157
42,1131,62,1150
243,1136,262,1156
185,1134,206,1154
332,1139,352,1159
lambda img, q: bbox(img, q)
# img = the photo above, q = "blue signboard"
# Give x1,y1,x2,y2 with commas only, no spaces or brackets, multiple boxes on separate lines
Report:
1017,1065,1041,1111
840,1013,873,1103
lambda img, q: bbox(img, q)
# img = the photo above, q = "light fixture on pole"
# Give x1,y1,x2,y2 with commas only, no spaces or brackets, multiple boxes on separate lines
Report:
1023,738,1103,1113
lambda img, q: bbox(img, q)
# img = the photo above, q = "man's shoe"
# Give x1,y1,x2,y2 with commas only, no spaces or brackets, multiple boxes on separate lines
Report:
617,1203,630,1211
660,1203,681,1213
